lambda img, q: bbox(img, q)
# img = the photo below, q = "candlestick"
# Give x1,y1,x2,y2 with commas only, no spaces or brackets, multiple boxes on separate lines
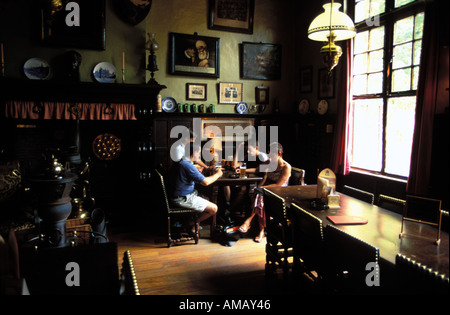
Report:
122,51,125,83
1,43,4,77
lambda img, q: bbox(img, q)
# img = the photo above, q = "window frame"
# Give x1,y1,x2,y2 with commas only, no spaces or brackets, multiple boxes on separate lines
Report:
349,0,425,180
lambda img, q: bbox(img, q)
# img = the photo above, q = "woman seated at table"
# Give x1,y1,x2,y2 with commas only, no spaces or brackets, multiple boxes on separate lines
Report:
238,142,291,242
170,141,223,232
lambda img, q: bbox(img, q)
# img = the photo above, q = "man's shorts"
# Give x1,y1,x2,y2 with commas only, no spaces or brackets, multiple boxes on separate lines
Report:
170,190,209,212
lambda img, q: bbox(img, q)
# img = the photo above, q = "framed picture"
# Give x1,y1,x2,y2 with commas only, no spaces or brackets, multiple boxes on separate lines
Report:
186,83,207,101
299,67,313,93
201,118,254,141
169,32,220,78
255,86,269,104
40,0,106,50
241,42,281,80
318,68,335,98
219,82,243,104
208,0,255,34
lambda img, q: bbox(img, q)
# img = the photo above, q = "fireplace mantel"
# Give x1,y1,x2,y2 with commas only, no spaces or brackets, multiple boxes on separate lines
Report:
0,78,166,106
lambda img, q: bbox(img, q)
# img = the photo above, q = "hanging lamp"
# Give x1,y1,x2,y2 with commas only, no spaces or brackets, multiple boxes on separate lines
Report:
308,0,356,72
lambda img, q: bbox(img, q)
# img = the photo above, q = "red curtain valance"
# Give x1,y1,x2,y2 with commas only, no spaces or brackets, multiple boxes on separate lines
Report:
4,101,137,120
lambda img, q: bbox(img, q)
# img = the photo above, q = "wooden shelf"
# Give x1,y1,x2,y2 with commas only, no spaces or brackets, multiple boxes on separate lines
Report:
0,78,166,104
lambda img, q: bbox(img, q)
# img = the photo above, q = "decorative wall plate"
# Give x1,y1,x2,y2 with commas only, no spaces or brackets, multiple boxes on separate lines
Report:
318,99,329,115
162,97,177,112
24,58,51,80
298,99,310,114
112,0,152,26
93,62,117,83
92,133,122,160
236,102,248,114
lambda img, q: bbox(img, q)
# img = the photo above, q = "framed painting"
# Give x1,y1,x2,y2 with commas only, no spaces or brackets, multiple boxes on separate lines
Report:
40,0,106,50
218,82,243,104
186,83,207,101
299,66,313,93
169,32,220,78
208,0,255,34
318,68,335,99
241,42,281,80
201,118,254,141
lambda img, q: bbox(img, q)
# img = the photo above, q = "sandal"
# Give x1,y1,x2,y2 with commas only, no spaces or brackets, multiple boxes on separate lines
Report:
254,230,265,243
238,223,250,233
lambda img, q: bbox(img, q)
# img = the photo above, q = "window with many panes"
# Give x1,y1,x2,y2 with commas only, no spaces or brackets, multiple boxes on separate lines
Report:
350,0,425,178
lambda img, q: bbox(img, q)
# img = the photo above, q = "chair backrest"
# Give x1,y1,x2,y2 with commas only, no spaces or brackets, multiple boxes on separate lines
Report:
377,194,405,214
289,167,305,186
324,224,379,291
291,203,324,268
120,250,140,295
403,195,441,225
343,185,374,204
263,188,288,224
155,169,170,213
395,254,449,294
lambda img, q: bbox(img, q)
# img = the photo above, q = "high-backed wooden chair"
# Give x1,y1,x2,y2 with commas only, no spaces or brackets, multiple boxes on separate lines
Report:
395,254,449,294
120,250,140,295
400,195,443,245
291,203,325,285
155,169,199,247
377,194,406,214
343,185,375,204
324,225,380,293
263,188,293,278
289,167,305,186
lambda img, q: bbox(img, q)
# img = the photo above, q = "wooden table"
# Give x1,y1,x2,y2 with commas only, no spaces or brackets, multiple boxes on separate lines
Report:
266,185,449,277
197,171,264,231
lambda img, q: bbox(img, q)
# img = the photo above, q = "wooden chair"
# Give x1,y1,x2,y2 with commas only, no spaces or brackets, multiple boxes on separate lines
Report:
324,224,380,294
400,195,443,245
377,194,406,214
343,185,375,204
263,188,293,278
120,250,140,295
289,167,305,186
395,254,449,294
291,203,325,286
155,169,199,247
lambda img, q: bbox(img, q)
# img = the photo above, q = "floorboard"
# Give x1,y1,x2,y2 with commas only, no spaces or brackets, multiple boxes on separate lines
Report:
109,226,307,295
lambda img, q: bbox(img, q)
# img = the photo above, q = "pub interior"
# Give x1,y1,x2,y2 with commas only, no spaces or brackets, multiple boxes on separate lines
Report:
0,0,448,298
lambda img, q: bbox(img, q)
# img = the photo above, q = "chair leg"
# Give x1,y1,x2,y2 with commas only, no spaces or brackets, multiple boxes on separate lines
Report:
167,215,173,247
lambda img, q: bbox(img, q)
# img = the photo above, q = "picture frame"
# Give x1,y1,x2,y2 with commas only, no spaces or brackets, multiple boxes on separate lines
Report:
255,86,269,104
218,82,243,104
241,42,281,80
169,32,220,78
318,68,335,99
299,66,313,93
40,0,106,50
186,83,207,101
208,0,255,34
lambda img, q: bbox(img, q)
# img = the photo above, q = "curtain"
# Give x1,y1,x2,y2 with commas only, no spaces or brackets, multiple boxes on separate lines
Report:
331,39,353,176
406,1,439,196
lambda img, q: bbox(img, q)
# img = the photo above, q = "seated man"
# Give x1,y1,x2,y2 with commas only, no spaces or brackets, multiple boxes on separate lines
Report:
170,141,222,232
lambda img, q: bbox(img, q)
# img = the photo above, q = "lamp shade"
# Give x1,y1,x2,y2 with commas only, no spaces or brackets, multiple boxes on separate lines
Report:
308,3,356,42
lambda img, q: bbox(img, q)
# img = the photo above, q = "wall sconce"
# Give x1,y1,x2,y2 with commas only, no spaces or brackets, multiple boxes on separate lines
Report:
308,1,356,72
146,33,159,85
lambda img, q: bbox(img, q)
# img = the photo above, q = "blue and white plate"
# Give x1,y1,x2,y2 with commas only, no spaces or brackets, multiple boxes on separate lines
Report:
24,58,51,80
93,62,117,83
162,97,177,113
236,102,248,114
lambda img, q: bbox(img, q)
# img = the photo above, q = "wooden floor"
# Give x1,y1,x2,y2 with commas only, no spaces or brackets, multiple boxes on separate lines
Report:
109,226,307,295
